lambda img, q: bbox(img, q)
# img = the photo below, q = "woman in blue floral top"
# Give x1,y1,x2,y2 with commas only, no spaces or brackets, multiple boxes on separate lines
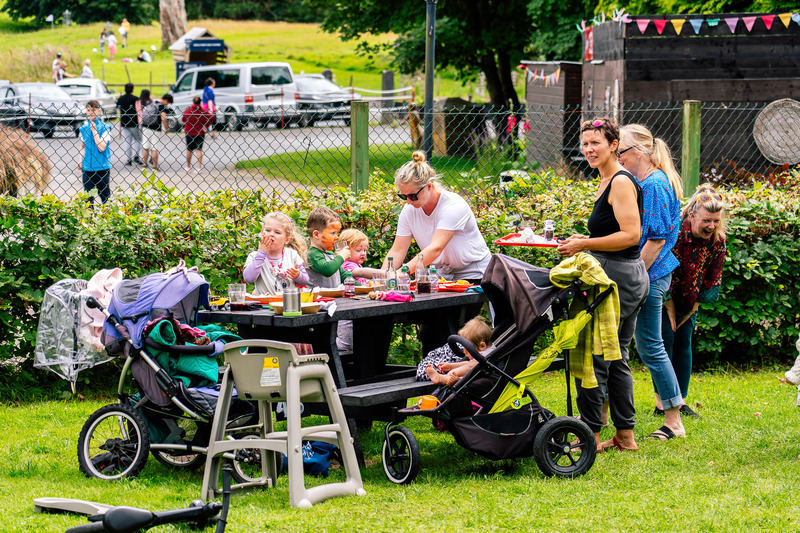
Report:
664,185,726,415
619,124,686,440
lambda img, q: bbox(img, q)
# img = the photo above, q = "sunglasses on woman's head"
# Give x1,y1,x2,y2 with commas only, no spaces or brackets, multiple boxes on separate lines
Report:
397,184,427,201
582,119,606,128
698,192,723,203
618,145,637,155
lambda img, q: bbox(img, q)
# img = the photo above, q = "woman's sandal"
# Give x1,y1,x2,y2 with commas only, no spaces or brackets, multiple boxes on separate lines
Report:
647,425,686,441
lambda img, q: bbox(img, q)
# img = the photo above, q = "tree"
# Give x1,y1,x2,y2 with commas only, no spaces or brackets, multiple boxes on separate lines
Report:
160,0,187,50
305,0,536,109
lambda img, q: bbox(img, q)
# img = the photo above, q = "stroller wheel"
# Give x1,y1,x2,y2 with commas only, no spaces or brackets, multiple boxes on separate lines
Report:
151,417,205,470
77,403,151,480
382,426,420,484
231,435,268,484
533,416,596,478
152,450,205,470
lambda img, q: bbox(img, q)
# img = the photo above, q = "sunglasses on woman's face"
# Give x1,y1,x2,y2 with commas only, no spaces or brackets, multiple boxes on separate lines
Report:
618,145,637,155
397,184,427,201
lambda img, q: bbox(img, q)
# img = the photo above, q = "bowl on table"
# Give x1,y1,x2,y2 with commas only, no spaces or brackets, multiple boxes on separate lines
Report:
301,302,321,314
354,286,372,295
318,287,345,298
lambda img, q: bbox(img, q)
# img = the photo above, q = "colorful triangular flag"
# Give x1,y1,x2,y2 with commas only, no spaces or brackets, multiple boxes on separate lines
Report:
654,19,668,34
793,13,800,26
637,19,651,34
724,17,739,33
762,15,775,30
779,13,792,28
689,19,703,34
706,18,720,27
742,16,756,31
671,19,686,35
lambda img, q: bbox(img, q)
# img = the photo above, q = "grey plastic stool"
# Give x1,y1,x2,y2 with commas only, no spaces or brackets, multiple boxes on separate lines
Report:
201,339,365,508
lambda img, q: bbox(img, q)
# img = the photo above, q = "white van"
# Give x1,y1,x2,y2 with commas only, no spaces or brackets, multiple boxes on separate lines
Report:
169,62,301,130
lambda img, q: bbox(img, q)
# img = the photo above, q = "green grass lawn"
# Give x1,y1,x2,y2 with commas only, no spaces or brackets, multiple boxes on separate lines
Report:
4,366,800,532
237,142,523,190
0,13,523,101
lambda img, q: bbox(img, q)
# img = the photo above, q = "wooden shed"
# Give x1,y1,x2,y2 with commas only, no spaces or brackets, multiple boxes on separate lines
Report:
169,27,231,66
521,61,582,173
582,12,800,172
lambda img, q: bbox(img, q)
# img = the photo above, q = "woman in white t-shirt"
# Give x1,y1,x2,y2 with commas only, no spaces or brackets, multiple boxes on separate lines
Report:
382,150,490,283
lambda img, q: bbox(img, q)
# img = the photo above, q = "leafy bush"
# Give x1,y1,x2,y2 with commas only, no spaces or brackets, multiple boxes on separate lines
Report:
2,173,798,397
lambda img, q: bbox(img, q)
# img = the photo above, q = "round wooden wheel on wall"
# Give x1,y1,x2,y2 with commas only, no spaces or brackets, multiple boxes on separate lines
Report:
753,98,800,165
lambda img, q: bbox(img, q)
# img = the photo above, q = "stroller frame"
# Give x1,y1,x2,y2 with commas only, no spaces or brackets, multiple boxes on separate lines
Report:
381,254,614,483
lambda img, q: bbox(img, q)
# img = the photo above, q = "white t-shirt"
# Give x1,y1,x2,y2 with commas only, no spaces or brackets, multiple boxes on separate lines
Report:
108,34,117,47
396,189,490,280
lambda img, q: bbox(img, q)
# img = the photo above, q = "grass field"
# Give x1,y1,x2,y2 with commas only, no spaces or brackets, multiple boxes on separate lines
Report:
4,365,800,532
0,12,515,101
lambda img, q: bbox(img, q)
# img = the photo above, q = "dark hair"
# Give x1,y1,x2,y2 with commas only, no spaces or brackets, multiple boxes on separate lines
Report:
161,93,173,104
192,96,201,105
124,82,134,94
86,100,101,109
140,89,151,103
580,116,619,146
205,78,214,87
306,207,341,233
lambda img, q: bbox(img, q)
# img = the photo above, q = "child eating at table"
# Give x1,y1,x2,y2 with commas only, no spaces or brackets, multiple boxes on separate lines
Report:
243,211,309,294
337,228,384,285
416,316,493,386
306,207,350,288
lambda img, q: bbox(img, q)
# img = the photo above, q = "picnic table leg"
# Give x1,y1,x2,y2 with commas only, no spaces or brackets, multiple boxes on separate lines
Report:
351,316,395,380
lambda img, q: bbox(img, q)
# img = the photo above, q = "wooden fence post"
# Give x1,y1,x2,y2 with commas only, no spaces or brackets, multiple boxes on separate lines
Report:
350,101,369,195
682,100,701,195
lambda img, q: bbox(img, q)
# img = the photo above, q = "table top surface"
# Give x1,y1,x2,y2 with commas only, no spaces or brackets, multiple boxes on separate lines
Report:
198,290,487,327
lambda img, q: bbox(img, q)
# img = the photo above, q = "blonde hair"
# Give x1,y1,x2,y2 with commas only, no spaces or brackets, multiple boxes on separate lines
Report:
337,228,368,250
620,124,683,200
394,151,440,190
306,206,341,233
458,316,492,349
683,184,726,242
83,59,91,66
262,211,308,260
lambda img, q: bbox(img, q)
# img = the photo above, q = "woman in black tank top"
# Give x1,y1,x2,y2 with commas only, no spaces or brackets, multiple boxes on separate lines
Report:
556,117,647,454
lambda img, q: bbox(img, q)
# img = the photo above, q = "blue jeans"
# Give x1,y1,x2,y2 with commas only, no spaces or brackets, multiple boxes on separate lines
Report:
662,308,697,399
634,274,683,409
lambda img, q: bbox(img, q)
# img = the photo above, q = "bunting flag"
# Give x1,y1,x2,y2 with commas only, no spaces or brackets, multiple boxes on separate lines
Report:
779,13,792,27
762,14,775,30
689,19,703,34
724,17,739,32
637,19,651,34
671,19,686,34
742,16,757,31
707,18,720,26
793,13,800,25
520,65,562,87
654,19,668,34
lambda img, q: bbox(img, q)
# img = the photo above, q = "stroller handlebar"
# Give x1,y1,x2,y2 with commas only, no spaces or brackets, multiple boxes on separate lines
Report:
85,296,101,310
447,335,487,365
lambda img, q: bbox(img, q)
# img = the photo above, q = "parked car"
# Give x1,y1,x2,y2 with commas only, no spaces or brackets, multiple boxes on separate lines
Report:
15,82,84,138
0,80,26,129
294,74,361,127
56,78,116,119
169,62,300,131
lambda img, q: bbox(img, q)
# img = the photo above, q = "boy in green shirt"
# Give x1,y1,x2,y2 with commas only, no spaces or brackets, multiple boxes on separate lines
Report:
306,207,351,288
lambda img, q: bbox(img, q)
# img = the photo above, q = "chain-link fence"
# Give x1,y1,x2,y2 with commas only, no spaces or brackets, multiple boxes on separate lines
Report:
1,100,796,200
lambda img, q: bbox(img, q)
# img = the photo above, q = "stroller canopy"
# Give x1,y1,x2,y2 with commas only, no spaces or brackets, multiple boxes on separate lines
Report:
103,267,210,349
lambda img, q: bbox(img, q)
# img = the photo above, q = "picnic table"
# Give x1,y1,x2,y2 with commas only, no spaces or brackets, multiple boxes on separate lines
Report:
198,290,487,460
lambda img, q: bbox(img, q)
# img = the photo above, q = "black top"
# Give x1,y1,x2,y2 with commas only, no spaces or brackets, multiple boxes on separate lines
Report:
586,170,643,260
116,93,139,129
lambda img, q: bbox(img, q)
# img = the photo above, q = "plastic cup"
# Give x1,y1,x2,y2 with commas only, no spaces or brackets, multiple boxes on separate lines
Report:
417,395,441,410
228,283,246,310
372,270,386,291
334,240,348,252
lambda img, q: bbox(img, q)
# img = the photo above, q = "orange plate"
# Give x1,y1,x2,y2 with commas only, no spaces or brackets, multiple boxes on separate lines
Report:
246,294,282,304
437,284,474,292
494,233,559,248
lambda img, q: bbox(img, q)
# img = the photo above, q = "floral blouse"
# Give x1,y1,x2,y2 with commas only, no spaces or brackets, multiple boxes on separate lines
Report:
669,216,726,316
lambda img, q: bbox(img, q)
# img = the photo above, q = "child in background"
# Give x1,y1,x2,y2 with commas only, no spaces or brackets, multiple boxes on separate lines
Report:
337,228,384,284
243,212,309,295
306,207,350,288
416,316,493,385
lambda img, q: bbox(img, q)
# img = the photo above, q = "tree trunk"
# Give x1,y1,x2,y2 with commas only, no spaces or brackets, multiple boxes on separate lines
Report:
160,0,187,51
477,54,506,109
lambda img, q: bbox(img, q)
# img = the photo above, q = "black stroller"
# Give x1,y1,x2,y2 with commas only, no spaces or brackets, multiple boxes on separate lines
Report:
381,254,614,483
74,264,257,482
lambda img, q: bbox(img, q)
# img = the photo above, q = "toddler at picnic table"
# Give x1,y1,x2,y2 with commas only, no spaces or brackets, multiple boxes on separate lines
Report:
243,211,309,295
417,316,493,386
336,228,384,284
305,207,350,288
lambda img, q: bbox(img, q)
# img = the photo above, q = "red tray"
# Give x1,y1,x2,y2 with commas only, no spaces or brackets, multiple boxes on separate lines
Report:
437,284,476,292
494,233,559,248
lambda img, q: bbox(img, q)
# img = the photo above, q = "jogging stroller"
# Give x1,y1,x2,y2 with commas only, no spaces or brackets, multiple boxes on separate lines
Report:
381,254,615,483
74,264,258,481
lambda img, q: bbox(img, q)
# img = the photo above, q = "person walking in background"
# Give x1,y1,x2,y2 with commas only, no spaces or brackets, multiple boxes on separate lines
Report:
80,59,93,79
182,96,212,172
78,100,112,204
619,124,685,441
202,78,216,113
107,31,117,61
99,29,108,54
116,83,141,166
663,185,726,419
119,18,130,48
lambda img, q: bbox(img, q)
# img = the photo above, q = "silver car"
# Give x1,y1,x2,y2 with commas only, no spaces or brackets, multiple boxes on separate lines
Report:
15,82,84,138
56,78,117,119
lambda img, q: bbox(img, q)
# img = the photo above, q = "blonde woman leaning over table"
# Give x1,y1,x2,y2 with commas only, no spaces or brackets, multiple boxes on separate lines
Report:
556,117,648,453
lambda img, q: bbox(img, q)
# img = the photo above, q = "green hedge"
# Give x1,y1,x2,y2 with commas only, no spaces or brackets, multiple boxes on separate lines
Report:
1,174,798,397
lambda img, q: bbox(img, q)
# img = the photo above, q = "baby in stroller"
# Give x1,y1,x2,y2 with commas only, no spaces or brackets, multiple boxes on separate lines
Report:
416,316,493,387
